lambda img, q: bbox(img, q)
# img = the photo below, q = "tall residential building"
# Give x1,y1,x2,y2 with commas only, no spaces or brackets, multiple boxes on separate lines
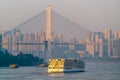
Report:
0,30,2,49
103,29,112,57
99,38,103,58
12,35,17,55
27,34,33,54
39,31,45,58
23,33,29,53
104,29,112,39
12,32,22,55
86,31,92,42
95,33,99,53
112,39,120,58
2,34,9,51
34,32,40,42
93,32,105,58
13,29,22,55
114,30,120,40
119,30,120,38
33,32,40,57
86,32,95,58
112,30,120,58
57,34,63,47
69,36,76,50
16,30,21,52
40,31,45,52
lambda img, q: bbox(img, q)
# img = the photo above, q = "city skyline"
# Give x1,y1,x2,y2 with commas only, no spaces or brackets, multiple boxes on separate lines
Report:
2,28,120,59
0,0,120,32
0,4,120,62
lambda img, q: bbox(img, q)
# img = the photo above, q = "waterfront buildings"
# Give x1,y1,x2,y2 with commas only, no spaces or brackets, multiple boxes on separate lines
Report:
0,30,2,49
112,30,120,58
2,29,120,59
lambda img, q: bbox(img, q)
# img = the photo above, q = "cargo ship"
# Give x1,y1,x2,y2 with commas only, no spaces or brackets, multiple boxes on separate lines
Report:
48,58,85,73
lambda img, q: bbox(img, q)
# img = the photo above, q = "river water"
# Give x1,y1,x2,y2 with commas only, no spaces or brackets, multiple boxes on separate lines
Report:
0,63,120,80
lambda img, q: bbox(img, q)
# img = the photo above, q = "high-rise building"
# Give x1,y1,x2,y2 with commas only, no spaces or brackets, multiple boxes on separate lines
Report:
39,31,45,58
99,38,103,58
95,33,99,53
112,30,120,58
27,34,33,54
34,32,40,42
23,33,29,53
12,35,17,55
119,30,120,38
112,39,120,58
40,31,45,52
93,32,105,58
114,30,120,40
0,30,2,49
13,29,22,54
86,32,95,58
104,29,112,39
86,31,92,42
103,29,112,57
57,34,63,47
69,36,76,50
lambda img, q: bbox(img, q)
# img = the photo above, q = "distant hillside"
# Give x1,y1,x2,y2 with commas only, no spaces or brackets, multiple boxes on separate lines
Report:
15,10,90,40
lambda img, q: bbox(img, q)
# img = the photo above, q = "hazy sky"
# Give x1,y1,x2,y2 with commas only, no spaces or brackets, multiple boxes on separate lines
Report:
0,0,120,32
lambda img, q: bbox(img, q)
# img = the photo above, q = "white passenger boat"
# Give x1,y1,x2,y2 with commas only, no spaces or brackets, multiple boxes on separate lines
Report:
48,58,85,73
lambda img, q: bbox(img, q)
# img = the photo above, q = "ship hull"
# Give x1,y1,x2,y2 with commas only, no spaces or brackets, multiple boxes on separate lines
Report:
64,69,85,73
48,68,85,73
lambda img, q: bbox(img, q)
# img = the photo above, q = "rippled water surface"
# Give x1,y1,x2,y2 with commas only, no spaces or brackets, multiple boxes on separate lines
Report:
0,63,120,80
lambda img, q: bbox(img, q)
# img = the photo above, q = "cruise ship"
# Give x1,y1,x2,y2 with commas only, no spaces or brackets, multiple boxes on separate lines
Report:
48,58,85,73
